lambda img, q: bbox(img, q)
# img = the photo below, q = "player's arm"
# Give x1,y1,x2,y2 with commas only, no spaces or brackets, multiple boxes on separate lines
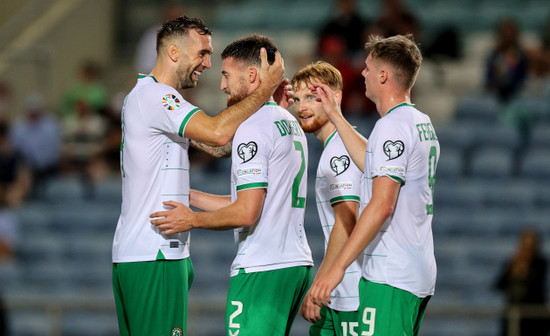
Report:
190,139,232,158
150,188,265,233
184,49,284,147
189,189,231,211
308,176,400,307
313,83,367,171
301,200,359,322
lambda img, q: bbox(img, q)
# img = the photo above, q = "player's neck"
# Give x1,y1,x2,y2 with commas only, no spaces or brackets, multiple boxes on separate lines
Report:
378,90,411,117
315,122,336,146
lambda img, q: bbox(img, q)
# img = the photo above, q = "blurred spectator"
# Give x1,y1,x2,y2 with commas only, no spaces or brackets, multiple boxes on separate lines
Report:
59,60,107,120
485,17,529,103
87,104,122,184
0,121,31,259
10,92,61,198
134,1,185,74
317,0,369,58
62,95,107,199
370,0,419,38
495,228,549,336
527,15,550,79
317,0,377,118
0,81,13,122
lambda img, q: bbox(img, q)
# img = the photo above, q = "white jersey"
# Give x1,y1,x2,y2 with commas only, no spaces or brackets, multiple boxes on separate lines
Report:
362,103,439,298
315,131,362,312
230,102,313,276
112,75,200,263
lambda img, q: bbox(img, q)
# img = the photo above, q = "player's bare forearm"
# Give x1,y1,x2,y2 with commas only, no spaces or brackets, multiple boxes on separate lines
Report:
316,201,359,278
190,189,230,211
332,119,367,172
190,139,232,158
312,83,367,171
195,188,265,230
310,178,399,306
184,50,284,146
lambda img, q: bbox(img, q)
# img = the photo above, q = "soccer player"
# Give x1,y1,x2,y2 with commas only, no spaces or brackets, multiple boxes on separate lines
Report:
308,34,439,336
291,61,364,336
111,17,284,336
150,34,313,336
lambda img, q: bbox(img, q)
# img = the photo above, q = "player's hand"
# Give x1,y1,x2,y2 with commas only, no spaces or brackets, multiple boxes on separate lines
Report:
307,268,345,308
150,201,197,234
300,291,322,323
273,78,294,109
311,83,343,124
259,48,285,92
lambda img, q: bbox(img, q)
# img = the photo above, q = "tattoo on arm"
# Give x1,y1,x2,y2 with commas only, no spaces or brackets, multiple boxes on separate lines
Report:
190,139,232,158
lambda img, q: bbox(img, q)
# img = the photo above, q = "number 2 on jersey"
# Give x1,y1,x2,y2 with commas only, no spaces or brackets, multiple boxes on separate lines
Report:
292,141,306,208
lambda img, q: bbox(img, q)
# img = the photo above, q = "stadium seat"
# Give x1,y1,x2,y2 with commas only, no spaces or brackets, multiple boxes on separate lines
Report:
519,149,550,179
469,146,514,179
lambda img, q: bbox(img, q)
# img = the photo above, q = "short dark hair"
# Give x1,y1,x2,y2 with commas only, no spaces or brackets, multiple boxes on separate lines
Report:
364,34,422,90
221,34,277,67
156,15,212,53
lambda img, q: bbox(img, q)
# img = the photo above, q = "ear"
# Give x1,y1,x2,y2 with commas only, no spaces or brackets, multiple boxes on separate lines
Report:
248,66,258,84
167,44,179,62
379,68,388,84
334,90,343,105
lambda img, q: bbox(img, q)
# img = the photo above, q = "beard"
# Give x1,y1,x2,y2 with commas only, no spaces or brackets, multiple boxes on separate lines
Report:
226,82,248,107
176,64,197,90
299,113,329,133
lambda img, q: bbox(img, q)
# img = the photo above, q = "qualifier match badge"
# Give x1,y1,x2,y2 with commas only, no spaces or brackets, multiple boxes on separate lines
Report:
171,327,183,336
162,94,181,111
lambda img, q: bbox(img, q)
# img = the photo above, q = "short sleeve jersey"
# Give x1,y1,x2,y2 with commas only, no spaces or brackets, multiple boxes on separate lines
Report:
112,75,200,263
315,130,362,312
229,102,314,276
362,103,439,298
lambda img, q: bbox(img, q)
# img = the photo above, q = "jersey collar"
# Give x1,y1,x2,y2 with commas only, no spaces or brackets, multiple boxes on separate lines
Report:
138,74,159,83
324,129,337,147
386,102,415,115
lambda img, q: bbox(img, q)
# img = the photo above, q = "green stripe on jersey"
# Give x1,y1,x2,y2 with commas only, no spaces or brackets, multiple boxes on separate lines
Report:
330,195,360,204
178,107,201,137
236,182,268,191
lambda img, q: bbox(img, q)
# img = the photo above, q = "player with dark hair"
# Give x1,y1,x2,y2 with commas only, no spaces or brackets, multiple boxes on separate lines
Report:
112,17,285,336
309,34,439,336
291,61,364,336
150,34,313,336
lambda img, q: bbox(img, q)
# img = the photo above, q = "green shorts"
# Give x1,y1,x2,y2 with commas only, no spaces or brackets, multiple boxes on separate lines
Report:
358,278,430,336
309,306,359,336
112,258,194,336
226,266,312,336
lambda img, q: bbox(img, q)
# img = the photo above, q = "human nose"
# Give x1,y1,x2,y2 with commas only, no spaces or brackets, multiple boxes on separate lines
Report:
220,77,227,91
203,54,212,69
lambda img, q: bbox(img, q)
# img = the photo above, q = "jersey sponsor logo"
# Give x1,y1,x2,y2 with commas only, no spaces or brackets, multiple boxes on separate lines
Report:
236,167,262,176
330,155,350,176
383,140,404,160
329,182,353,191
170,241,179,248
378,166,405,176
162,94,181,111
237,141,258,163
171,327,183,336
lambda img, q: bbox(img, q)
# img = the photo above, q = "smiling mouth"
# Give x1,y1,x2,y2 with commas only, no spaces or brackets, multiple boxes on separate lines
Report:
300,115,313,120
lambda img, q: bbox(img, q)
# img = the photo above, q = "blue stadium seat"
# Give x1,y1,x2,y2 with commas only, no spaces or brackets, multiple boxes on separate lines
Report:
469,146,514,179
519,149,550,179
454,94,500,124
